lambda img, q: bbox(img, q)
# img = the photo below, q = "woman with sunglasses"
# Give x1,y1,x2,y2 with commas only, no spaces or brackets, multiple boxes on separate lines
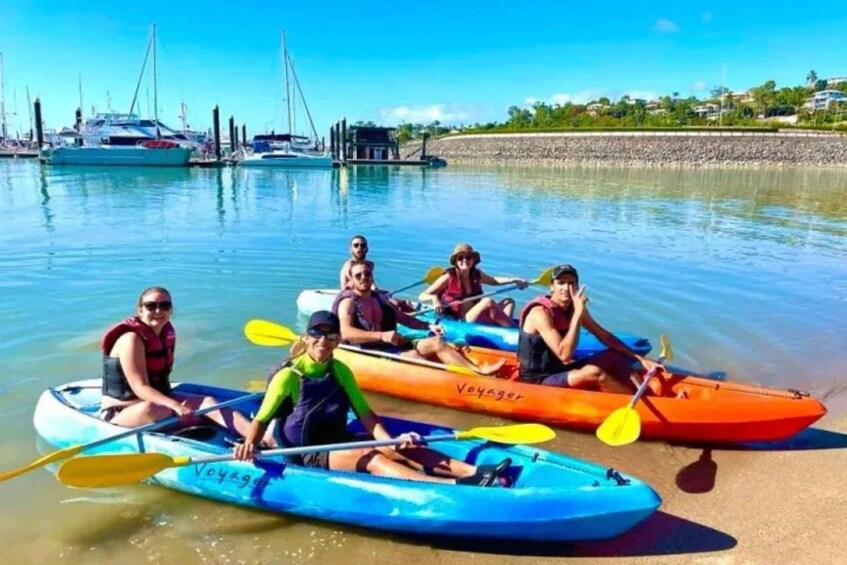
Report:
99,286,253,433
419,243,528,327
234,310,510,487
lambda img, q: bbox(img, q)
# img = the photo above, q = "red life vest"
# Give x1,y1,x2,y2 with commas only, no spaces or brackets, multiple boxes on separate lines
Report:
518,295,570,332
100,317,176,400
440,267,482,318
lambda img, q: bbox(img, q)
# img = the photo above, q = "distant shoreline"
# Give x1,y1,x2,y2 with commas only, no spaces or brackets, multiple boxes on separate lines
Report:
409,131,847,168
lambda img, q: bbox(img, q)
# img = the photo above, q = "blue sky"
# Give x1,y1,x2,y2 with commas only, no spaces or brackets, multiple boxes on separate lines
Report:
1,0,846,136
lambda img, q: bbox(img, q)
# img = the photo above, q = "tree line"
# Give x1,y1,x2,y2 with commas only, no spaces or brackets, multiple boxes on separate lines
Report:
391,71,847,141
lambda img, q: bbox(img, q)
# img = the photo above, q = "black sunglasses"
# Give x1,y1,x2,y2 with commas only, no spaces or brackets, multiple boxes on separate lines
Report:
142,300,172,312
307,327,340,340
353,270,373,280
352,242,368,249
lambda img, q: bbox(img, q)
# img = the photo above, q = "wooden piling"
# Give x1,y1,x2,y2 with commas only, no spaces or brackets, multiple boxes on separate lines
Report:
34,98,44,148
341,118,347,164
212,105,221,161
241,124,247,147
228,115,235,153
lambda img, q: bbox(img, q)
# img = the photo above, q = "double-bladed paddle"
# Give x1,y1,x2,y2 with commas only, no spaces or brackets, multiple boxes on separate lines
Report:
244,319,482,376
57,423,556,488
415,266,554,316
595,335,674,447
387,266,445,297
0,392,262,483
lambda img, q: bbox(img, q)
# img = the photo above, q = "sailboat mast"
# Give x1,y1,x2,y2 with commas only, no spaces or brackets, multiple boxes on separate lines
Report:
1,52,7,140
78,74,84,117
283,31,292,136
153,22,160,138
26,86,33,141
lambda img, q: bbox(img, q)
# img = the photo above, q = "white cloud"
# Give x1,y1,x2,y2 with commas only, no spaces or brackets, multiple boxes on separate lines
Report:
692,80,708,91
524,90,602,106
378,104,471,124
651,18,680,33
701,11,714,23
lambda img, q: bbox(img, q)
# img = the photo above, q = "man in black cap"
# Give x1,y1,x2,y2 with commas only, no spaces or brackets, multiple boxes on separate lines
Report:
517,264,663,391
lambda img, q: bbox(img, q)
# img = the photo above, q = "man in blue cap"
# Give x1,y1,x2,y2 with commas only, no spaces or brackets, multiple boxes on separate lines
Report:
517,264,663,391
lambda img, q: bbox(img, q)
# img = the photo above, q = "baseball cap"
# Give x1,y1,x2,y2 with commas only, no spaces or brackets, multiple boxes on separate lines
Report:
552,264,579,282
307,310,340,333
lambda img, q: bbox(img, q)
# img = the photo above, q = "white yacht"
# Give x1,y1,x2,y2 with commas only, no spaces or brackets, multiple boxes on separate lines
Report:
238,142,333,168
41,24,194,167
41,139,192,166
238,32,332,169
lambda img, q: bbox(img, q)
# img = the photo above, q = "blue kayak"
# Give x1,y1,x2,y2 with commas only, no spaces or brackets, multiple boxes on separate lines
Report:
34,380,661,541
296,289,653,356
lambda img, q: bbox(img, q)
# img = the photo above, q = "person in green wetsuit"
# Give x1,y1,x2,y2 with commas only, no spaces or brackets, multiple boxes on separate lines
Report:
234,311,510,486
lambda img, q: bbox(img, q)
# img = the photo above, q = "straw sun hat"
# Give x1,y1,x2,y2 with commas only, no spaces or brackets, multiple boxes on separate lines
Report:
449,243,481,266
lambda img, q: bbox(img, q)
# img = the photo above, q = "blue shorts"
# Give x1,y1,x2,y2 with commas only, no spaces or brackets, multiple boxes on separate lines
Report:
533,358,592,388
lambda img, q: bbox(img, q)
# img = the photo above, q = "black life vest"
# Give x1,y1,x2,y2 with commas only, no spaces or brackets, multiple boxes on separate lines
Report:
517,295,572,383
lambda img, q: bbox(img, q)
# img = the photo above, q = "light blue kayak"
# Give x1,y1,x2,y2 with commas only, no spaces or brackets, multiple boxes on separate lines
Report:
296,289,653,356
34,379,661,542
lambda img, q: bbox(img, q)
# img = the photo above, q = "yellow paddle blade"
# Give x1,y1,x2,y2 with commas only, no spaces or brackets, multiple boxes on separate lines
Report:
244,319,299,347
445,364,480,377
0,444,84,482
57,453,191,488
456,423,556,444
596,406,641,447
423,266,445,285
533,267,554,286
246,380,268,392
659,335,674,362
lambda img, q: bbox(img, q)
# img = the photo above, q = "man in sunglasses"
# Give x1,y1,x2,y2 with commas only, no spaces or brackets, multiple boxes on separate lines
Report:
340,235,376,290
517,264,663,392
339,234,415,313
333,260,504,375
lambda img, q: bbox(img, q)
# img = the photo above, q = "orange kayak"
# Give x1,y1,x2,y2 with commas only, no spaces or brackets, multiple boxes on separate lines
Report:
335,347,827,443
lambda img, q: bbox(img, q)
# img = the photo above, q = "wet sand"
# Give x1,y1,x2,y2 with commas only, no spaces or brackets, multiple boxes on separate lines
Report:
2,394,845,564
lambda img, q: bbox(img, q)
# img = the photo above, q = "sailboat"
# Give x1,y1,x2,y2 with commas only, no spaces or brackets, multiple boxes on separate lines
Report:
239,33,333,169
40,24,193,167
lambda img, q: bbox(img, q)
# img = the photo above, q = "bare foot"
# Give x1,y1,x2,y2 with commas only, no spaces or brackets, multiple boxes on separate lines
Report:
477,359,506,376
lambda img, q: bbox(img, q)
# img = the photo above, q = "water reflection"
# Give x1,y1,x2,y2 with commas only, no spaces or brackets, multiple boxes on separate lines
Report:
37,165,55,233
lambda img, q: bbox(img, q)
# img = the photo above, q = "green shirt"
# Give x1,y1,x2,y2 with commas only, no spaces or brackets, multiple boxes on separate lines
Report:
254,353,372,424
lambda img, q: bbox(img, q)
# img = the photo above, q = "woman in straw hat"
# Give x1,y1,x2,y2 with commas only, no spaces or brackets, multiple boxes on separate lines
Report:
419,243,528,327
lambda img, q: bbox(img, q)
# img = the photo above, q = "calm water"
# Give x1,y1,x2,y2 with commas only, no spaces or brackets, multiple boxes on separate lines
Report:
1,160,846,563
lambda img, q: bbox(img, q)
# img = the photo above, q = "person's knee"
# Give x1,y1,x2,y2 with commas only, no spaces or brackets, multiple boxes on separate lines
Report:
571,366,604,388
422,335,444,350
479,297,494,309
198,395,218,410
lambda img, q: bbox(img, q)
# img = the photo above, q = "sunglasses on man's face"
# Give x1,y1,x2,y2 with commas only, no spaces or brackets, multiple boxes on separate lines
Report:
353,270,373,280
352,242,368,249
142,300,172,312
307,327,340,340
